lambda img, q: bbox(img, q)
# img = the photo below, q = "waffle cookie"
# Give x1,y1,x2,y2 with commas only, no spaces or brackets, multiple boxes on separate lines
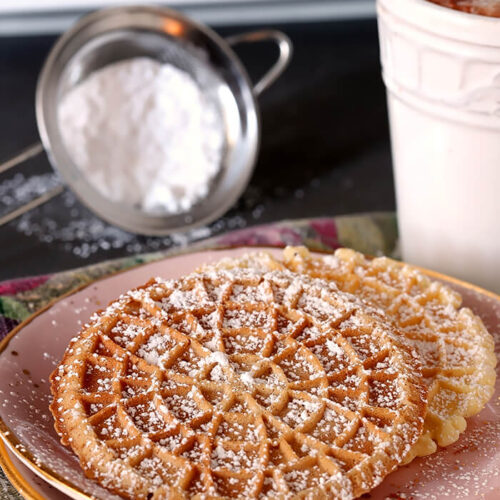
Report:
209,247,497,462
50,268,427,499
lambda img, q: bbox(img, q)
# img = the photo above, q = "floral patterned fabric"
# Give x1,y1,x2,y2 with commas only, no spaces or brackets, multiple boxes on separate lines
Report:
0,212,397,497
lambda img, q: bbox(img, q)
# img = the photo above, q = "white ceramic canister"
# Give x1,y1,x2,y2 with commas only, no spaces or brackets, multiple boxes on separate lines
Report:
377,0,500,292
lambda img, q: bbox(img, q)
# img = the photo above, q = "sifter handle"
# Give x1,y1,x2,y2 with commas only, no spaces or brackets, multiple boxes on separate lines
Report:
0,142,44,175
226,30,293,96
0,141,64,227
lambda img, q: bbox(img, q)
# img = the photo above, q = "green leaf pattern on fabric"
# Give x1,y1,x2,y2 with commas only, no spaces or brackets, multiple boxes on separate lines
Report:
0,297,31,322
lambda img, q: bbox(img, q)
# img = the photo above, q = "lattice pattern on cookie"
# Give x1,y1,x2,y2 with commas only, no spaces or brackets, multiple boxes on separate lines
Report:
51,269,426,499
279,246,497,462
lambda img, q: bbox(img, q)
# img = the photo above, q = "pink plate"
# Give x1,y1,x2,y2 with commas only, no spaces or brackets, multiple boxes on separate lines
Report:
0,247,499,499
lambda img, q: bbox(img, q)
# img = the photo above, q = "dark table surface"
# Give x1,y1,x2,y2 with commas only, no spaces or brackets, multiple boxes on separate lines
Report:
0,19,394,282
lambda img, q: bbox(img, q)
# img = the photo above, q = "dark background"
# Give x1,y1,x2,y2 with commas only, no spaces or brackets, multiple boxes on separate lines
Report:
0,20,394,281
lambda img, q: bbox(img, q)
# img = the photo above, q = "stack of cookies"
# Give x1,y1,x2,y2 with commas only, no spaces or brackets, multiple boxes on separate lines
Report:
50,246,496,499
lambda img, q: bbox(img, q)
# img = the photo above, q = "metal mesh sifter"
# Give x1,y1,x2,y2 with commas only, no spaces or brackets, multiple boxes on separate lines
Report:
0,6,292,235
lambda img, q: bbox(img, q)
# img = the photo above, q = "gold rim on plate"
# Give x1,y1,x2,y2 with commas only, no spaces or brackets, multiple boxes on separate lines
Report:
0,247,499,500
0,439,45,500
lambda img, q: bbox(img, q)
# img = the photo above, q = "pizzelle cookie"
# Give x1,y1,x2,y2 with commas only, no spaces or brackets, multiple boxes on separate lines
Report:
211,247,496,462
50,268,426,499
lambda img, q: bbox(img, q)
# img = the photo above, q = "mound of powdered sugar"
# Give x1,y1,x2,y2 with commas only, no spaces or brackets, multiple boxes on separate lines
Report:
58,57,224,214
